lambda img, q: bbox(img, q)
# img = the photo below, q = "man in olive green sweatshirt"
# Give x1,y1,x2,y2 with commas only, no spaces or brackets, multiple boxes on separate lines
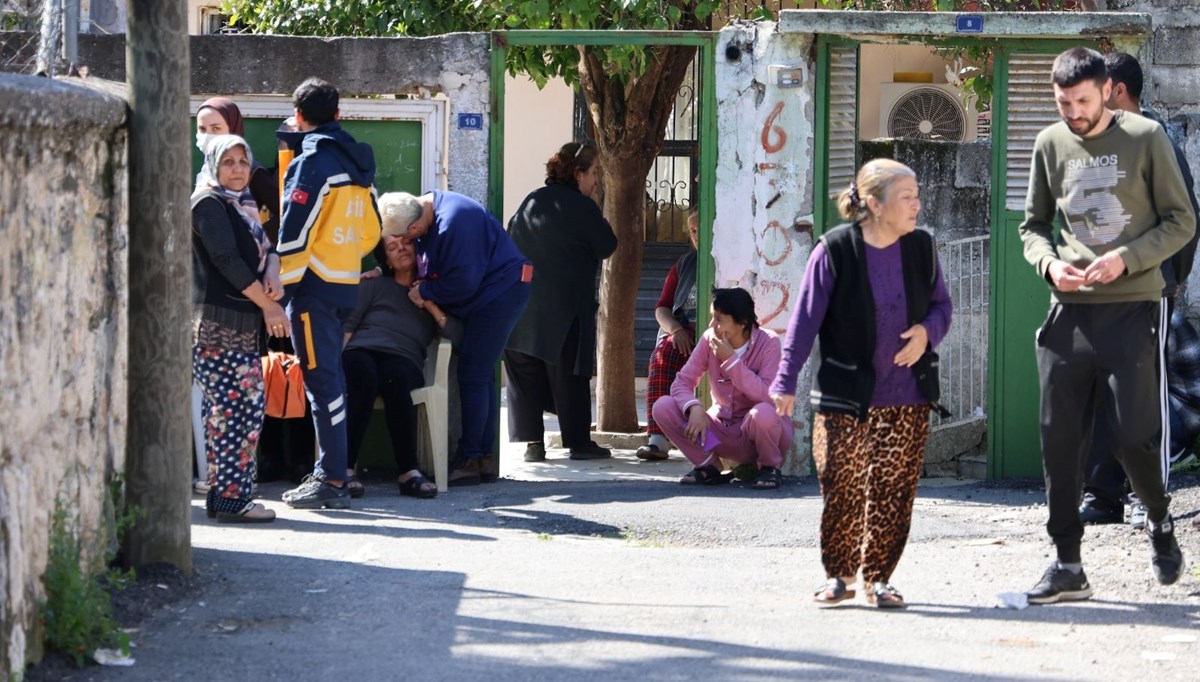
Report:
1019,47,1194,604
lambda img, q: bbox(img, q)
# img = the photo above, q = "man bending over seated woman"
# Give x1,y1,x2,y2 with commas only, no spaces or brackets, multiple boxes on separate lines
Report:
652,287,793,489
341,237,458,498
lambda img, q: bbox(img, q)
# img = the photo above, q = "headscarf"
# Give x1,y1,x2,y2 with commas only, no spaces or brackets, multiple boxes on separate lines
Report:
193,134,271,273
197,97,245,136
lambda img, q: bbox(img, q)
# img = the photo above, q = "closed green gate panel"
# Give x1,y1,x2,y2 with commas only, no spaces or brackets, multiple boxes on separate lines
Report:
989,51,1063,479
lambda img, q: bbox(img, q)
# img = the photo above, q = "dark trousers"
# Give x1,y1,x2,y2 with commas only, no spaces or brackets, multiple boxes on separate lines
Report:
342,348,425,473
1036,301,1172,563
288,295,351,480
457,280,530,461
1082,297,1172,509
504,318,593,448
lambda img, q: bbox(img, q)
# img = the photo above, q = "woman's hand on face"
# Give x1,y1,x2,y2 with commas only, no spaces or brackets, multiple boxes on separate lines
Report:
670,328,694,356
684,405,709,444
709,334,734,362
263,272,284,301
894,323,929,368
772,393,795,419
264,304,290,338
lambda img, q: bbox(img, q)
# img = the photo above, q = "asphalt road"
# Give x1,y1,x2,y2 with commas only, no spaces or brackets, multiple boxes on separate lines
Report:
47,474,1200,681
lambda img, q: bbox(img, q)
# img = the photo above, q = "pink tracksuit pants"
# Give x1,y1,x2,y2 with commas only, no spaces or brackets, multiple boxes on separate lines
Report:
652,396,792,469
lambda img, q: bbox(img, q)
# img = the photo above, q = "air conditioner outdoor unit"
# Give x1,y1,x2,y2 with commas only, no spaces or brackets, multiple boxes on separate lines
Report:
879,83,979,142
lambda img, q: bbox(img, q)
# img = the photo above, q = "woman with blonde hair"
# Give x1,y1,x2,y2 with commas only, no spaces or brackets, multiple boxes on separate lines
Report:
770,158,952,608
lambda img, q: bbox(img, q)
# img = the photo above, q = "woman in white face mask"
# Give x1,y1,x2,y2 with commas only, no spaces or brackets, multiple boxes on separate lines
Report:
195,98,280,242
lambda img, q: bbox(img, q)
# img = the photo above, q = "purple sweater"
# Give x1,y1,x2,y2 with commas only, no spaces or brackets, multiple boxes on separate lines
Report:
770,239,952,406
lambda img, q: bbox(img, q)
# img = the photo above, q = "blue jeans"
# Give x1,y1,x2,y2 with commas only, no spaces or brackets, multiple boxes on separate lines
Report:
456,280,530,460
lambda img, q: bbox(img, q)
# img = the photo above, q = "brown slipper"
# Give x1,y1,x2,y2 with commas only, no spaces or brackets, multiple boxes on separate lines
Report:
216,502,276,524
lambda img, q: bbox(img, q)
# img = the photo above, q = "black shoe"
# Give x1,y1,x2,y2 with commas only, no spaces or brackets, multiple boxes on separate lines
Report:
1078,500,1122,525
635,444,669,461
568,442,612,460
523,443,546,462
1147,516,1184,585
1026,563,1093,604
285,479,350,509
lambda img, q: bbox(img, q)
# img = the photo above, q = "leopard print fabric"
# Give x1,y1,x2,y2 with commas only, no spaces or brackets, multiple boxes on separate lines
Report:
812,404,930,584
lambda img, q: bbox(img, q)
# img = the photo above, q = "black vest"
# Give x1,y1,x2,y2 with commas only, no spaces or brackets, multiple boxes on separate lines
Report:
811,222,944,420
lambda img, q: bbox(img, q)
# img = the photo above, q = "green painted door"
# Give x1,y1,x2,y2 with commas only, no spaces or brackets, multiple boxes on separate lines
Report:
814,38,859,237
988,49,1068,479
190,117,423,197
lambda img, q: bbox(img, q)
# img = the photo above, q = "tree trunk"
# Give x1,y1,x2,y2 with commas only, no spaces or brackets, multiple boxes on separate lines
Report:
579,43,696,432
124,0,192,572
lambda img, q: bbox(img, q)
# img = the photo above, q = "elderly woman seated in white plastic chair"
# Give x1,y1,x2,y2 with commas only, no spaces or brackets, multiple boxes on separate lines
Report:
341,237,459,498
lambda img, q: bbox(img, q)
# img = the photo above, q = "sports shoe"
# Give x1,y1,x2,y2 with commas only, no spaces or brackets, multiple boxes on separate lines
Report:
1147,516,1184,585
1128,502,1148,530
1078,500,1122,525
522,443,546,462
568,442,612,460
285,479,350,509
282,474,321,502
1026,563,1093,604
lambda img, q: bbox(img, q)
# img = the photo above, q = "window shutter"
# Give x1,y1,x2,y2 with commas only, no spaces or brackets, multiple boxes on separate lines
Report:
828,45,858,198
1005,54,1060,211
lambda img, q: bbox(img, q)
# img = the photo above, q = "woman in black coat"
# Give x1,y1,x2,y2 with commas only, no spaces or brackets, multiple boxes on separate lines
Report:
504,142,617,462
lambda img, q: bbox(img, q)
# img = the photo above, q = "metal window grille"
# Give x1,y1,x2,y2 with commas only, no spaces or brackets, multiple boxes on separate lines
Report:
933,235,989,430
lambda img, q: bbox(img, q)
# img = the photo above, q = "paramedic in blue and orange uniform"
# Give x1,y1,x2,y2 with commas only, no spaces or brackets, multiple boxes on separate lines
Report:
275,77,382,510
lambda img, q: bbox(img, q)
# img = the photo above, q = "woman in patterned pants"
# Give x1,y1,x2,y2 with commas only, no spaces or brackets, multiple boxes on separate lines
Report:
770,159,953,609
192,135,289,523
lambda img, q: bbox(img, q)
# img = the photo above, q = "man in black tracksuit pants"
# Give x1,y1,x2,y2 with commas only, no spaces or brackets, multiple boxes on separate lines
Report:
1079,52,1200,528
1019,48,1193,604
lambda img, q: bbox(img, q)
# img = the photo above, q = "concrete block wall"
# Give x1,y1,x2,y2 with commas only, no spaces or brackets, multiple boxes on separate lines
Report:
1107,1,1200,314
715,23,817,475
77,33,492,205
0,74,128,675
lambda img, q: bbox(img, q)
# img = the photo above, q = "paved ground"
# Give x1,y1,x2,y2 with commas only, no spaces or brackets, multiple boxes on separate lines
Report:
40,456,1200,682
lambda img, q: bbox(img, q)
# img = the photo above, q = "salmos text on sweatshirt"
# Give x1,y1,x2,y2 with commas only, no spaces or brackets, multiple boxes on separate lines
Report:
1019,110,1196,303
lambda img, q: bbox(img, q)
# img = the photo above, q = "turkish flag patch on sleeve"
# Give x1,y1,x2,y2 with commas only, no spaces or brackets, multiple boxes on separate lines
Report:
289,189,310,205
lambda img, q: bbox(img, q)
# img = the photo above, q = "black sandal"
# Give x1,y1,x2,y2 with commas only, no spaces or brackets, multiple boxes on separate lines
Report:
398,473,438,499
346,475,366,499
867,582,905,609
752,466,782,490
679,464,733,486
813,578,855,607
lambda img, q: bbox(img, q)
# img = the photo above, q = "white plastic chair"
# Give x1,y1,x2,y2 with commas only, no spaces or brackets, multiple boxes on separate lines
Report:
411,338,452,492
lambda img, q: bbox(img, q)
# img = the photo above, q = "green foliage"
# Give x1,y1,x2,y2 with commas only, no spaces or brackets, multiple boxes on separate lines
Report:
815,0,1075,8
938,43,996,109
223,0,718,86
40,477,140,667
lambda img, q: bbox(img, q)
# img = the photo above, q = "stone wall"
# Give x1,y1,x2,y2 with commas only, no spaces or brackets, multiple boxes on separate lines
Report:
0,74,128,675
1104,1,1200,316
77,32,492,204
714,22,817,475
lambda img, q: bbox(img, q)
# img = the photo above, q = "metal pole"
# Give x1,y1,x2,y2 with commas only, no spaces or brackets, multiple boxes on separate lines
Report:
124,0,192,573
36,0,62,76
63,0,78,66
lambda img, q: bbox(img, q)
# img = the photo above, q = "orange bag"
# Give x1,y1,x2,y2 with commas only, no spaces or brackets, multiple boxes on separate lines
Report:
262,351,307,419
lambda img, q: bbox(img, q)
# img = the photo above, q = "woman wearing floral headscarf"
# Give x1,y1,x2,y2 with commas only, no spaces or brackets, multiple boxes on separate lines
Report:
192,134,288,523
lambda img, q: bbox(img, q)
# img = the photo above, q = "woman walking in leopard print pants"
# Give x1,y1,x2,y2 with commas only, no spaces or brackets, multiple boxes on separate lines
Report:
770,159,953,608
